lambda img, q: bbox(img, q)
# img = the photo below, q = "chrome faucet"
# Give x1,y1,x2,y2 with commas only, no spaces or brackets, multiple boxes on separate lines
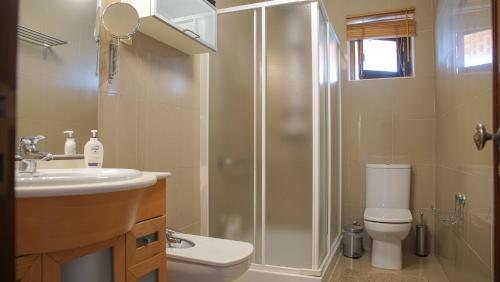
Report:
166,228,182,245
16,135,53,173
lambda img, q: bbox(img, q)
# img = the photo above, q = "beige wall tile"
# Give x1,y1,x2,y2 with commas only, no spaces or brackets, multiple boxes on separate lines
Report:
394,119,435,165
99,31,201,235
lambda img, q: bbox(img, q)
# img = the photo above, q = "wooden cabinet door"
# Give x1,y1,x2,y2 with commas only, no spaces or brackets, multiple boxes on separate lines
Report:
127,253,166,282
42,235,125,282
16,255,42,282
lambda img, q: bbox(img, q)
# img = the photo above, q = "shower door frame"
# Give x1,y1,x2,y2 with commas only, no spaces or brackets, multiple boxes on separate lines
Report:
204,0,342,276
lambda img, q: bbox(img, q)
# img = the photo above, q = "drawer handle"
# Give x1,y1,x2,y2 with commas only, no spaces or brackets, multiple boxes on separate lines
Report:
136,232,158,248
138,237,153,245
183,29,201,39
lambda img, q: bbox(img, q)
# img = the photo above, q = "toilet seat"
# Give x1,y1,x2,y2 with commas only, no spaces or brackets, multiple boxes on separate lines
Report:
364,208,412,223
167,233,254,267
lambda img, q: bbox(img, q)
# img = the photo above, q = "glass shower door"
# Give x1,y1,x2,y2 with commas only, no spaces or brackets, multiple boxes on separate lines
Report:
317,3,329,267
209,8,255,251
265,2,313,268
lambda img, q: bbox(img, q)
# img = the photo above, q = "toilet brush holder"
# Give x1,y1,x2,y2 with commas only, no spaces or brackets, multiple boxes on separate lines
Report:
415,211,428,257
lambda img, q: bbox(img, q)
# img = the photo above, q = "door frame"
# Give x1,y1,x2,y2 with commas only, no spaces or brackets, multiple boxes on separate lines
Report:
0,0,18,281
493,0,499,281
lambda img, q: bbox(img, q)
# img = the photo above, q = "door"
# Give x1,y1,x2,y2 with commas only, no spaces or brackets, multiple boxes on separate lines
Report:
494,1,500,281
471,0,499,281
435,0,495,281
0,0,18,281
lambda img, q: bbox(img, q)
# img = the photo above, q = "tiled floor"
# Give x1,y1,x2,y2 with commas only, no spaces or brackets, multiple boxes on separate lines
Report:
330,253,449,282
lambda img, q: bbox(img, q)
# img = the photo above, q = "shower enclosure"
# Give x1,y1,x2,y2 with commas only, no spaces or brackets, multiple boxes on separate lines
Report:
206,0,341,275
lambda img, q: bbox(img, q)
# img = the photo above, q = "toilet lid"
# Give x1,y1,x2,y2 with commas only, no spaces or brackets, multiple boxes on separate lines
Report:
364,208,413,223
166,233,254,267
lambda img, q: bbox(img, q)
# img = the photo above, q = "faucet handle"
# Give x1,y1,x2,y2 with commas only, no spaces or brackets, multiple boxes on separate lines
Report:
20,135,45,145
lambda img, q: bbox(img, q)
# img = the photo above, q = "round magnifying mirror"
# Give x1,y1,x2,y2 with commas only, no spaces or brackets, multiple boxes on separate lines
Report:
101,2,140,39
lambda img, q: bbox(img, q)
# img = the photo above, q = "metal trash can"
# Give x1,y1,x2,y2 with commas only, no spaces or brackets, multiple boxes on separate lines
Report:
342,220,364,259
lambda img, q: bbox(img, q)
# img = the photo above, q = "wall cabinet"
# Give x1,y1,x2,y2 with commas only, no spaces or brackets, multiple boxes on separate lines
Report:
124,0,217,54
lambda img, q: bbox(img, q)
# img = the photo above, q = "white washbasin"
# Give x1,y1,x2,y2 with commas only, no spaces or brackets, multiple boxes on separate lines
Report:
16,168,157,198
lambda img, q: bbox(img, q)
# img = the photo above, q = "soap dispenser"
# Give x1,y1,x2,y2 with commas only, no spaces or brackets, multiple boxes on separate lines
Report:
84,129,104,168
63,130,77,155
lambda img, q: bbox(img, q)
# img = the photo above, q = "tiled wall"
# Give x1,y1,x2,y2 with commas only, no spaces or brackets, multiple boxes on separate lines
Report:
16,0,98,154
98,30,202,234
324,0,437,253
434,0,493,280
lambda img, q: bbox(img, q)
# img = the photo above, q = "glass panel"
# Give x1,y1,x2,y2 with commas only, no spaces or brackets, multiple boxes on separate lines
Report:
265,2,313,268
209,8,255,255
139,270,158,282
362,39,398,72
463,29,492,67
317,6,329,266
61,248,112,282
328,24,341,245
155,0,216,48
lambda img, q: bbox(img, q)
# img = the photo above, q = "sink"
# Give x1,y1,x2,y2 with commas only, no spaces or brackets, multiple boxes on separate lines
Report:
15,168,158,255
16,168,143,186
168,238,196,249
16,168,156,198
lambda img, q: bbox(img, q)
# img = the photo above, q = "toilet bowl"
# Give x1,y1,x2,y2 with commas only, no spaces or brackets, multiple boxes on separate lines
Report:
364,208,412,270
166,232,254,282
364,164,413,270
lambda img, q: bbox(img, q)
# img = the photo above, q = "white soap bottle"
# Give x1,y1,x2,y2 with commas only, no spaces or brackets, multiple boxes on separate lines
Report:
84,130,104,168
63,130,77,155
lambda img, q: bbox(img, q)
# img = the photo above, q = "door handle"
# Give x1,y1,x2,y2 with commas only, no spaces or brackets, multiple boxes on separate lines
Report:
473,123,500,150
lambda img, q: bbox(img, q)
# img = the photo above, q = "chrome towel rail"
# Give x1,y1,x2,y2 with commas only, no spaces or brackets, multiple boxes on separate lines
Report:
17,25,67,47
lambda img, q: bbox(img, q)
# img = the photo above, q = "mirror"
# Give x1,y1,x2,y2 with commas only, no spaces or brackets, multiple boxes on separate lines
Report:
101,3,140,39
17,0,99,155
101,3,140,95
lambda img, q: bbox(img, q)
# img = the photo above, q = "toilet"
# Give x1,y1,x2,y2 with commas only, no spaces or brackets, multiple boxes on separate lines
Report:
166,232,254,282
364,164,413,270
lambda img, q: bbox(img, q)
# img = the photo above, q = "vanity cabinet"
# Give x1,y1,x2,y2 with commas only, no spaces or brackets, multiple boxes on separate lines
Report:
15,176,168,282
123,0,217,54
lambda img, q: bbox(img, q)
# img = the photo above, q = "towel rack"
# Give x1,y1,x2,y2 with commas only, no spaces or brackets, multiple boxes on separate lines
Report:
17,25,67,47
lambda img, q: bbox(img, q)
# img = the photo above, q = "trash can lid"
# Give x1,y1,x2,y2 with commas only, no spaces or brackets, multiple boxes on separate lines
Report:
345,221,364,233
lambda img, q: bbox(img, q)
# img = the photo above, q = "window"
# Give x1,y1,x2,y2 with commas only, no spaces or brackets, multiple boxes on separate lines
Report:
456,29,492,73
350,37,413,80
464,29,492,68
346,8,416,80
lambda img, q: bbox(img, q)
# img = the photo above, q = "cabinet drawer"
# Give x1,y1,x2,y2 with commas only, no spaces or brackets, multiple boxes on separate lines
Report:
127,252,167,282
136,179,166,222
126,216,166,268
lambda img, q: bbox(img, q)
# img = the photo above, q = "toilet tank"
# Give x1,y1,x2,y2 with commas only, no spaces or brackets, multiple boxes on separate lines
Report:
365,164,411,209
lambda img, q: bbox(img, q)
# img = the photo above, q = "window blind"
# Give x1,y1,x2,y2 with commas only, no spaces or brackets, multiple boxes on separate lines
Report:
346,8,416,40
